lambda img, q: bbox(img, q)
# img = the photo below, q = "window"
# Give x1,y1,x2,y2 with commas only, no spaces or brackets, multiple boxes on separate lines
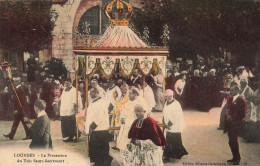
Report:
78,0,131,35
78,6,100,35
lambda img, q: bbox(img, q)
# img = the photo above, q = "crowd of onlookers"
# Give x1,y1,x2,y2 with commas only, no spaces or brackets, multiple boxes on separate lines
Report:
164,55,260,143
0,52,259,144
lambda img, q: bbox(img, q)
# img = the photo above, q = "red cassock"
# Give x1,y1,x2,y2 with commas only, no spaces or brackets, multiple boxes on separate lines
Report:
128,117,167,146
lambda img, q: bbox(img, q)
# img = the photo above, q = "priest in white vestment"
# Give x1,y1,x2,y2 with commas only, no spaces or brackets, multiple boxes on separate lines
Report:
85,88,112,165
140,83,156,113
105,80,122,107
88,79,106,103
117,87,149,161
105,80,122,127
60,78,82,142
162,89,188,162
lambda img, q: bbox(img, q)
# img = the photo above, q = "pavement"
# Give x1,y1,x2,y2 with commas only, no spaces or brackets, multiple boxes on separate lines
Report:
0,107,260,166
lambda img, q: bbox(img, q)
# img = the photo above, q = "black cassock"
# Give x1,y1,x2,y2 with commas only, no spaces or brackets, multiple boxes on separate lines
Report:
208,76,220,108
188,76,201,109
199,76,211,112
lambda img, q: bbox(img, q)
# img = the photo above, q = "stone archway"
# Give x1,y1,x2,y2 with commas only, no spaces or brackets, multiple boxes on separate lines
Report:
51,0,103,70
72,0,103,49
51,0,142,70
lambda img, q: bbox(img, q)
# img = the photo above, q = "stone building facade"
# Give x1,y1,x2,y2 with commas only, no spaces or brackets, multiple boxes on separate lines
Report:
51,0,142,70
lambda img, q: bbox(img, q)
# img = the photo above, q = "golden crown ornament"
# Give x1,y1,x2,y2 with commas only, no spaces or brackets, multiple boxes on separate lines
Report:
105,0,133,26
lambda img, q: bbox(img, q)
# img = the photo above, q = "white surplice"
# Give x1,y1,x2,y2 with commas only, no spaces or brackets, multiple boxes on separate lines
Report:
163,99,185,133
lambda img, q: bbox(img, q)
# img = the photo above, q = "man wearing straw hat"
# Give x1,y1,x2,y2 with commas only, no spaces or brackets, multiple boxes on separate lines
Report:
3,77,32,140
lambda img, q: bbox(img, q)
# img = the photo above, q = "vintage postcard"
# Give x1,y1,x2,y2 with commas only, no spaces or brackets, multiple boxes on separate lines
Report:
0,0,259,166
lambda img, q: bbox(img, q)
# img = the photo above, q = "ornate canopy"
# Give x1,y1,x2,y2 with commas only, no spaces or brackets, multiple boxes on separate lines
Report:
74,1,169,140
75,51,168,79
73,0,169,79
94,26,148,48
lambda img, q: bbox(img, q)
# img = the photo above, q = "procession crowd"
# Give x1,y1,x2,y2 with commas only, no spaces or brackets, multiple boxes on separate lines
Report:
0,52,260,165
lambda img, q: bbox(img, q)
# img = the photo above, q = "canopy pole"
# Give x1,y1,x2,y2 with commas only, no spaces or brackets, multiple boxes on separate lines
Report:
142,74,145,97
76,57,79,141
85,55,89,109
162,74,165,106
85,56,89,156
85,79,88,108
86,77,89,156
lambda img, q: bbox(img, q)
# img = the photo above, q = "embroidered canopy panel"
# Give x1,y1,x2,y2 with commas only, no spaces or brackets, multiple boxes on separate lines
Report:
75,54,167,79
74,25,168,79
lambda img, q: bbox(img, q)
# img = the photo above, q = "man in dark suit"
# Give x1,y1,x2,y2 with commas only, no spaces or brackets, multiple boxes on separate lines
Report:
3,77,31,140
224,85,247,165
27,56,37,82
41,76,54,119
29,99,52,149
